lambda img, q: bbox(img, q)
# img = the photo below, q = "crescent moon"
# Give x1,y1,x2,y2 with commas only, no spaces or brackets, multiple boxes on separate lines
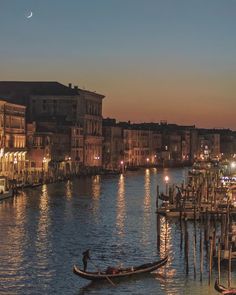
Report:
26,11,33,19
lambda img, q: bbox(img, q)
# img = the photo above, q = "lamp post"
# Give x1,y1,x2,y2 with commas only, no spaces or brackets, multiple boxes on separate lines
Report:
13,156,18,181
146,158,150,167
230,162,236,176
120,160,124,174
154,154,157,165
68,157,71,174
42,157,47,181
164,175,169,195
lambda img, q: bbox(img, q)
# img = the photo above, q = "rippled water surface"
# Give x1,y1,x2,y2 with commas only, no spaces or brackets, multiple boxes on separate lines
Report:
0,168,233,294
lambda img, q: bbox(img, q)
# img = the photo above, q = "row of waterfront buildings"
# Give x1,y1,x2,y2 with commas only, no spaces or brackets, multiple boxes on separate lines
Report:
0,81,235,183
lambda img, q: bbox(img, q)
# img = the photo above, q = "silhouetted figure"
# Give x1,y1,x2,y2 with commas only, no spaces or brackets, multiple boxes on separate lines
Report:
82,249,90,271
176,186,182,209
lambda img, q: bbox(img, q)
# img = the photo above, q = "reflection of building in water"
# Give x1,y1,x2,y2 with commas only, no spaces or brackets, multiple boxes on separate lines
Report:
116,174,126,236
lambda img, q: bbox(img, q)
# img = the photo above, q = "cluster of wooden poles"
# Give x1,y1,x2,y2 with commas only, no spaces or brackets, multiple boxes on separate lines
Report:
156,168,236,287
157,211,235,286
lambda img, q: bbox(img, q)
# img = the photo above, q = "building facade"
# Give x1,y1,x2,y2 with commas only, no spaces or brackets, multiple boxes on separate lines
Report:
0,100,27,181
76,88,104,167
0,81,105,168
102,121,124,170
123,129,153,166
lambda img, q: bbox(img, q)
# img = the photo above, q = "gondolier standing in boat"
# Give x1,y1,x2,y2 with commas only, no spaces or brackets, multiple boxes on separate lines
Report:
82,249,90,271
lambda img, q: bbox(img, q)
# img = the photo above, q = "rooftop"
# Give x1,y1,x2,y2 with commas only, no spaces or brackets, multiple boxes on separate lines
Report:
0,81,78,96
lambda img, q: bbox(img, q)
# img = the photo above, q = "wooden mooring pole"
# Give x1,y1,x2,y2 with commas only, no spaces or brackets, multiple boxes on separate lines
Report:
156,185,159,209
156,185,160,251
200,213,203,282
217,239,221,285
228,243,232,288
193,209,197,280
157,214,160,252
184,217,189,275
208,237,213,286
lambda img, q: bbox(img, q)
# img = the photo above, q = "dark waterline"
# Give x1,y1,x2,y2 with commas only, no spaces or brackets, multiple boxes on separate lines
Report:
0,168,231,294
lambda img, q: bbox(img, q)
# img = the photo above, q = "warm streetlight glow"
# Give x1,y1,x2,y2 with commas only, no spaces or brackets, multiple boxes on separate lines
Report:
43,157,47,163
231,162,236,169
164,175,169,195
13,157,17,164
146,158,150,162
120,160,124,173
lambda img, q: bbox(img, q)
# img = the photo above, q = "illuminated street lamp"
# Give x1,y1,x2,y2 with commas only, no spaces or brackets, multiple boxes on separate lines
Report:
120,160,124,174
13,156,18,180
231,162,236,175
231,162,236,169
42,157,47,179
164,175,169,195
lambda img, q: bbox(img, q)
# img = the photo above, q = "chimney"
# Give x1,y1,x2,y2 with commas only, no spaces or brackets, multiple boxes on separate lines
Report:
68,83,72,88
74,85,78,91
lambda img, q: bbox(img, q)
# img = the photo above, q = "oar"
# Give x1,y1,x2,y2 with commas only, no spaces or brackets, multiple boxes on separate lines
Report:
90,259,116,287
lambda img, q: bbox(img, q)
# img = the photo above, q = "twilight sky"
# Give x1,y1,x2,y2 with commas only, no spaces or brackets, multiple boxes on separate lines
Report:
0,0,235,129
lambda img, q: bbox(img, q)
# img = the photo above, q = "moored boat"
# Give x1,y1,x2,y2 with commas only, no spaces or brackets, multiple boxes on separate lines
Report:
0,189,13,201
73,255,168,281
215,279,236,294
159,193,169,201
0,176,14,201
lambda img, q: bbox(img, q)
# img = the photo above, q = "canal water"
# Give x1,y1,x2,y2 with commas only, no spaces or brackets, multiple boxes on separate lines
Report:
0,168,232,294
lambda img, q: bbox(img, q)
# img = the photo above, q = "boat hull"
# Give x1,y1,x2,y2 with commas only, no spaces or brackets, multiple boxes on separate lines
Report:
215,279,236,294
0,189,13,201
73,256,168,281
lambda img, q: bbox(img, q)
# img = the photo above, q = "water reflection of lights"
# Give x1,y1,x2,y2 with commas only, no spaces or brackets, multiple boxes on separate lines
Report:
65,180,73,199
116,174,126,236
36,184,51,265
144,169,151,211
159,216,172,258
90,176,101,220
155,267,178,295
92,175,101,199
0,192,27,279
141,169,151,245
157,216,177,294
39,184,49,212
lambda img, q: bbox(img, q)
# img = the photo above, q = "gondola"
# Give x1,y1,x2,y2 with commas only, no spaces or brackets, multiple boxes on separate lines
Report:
159,193,169,201
214,279,236,294
73,255,168,281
